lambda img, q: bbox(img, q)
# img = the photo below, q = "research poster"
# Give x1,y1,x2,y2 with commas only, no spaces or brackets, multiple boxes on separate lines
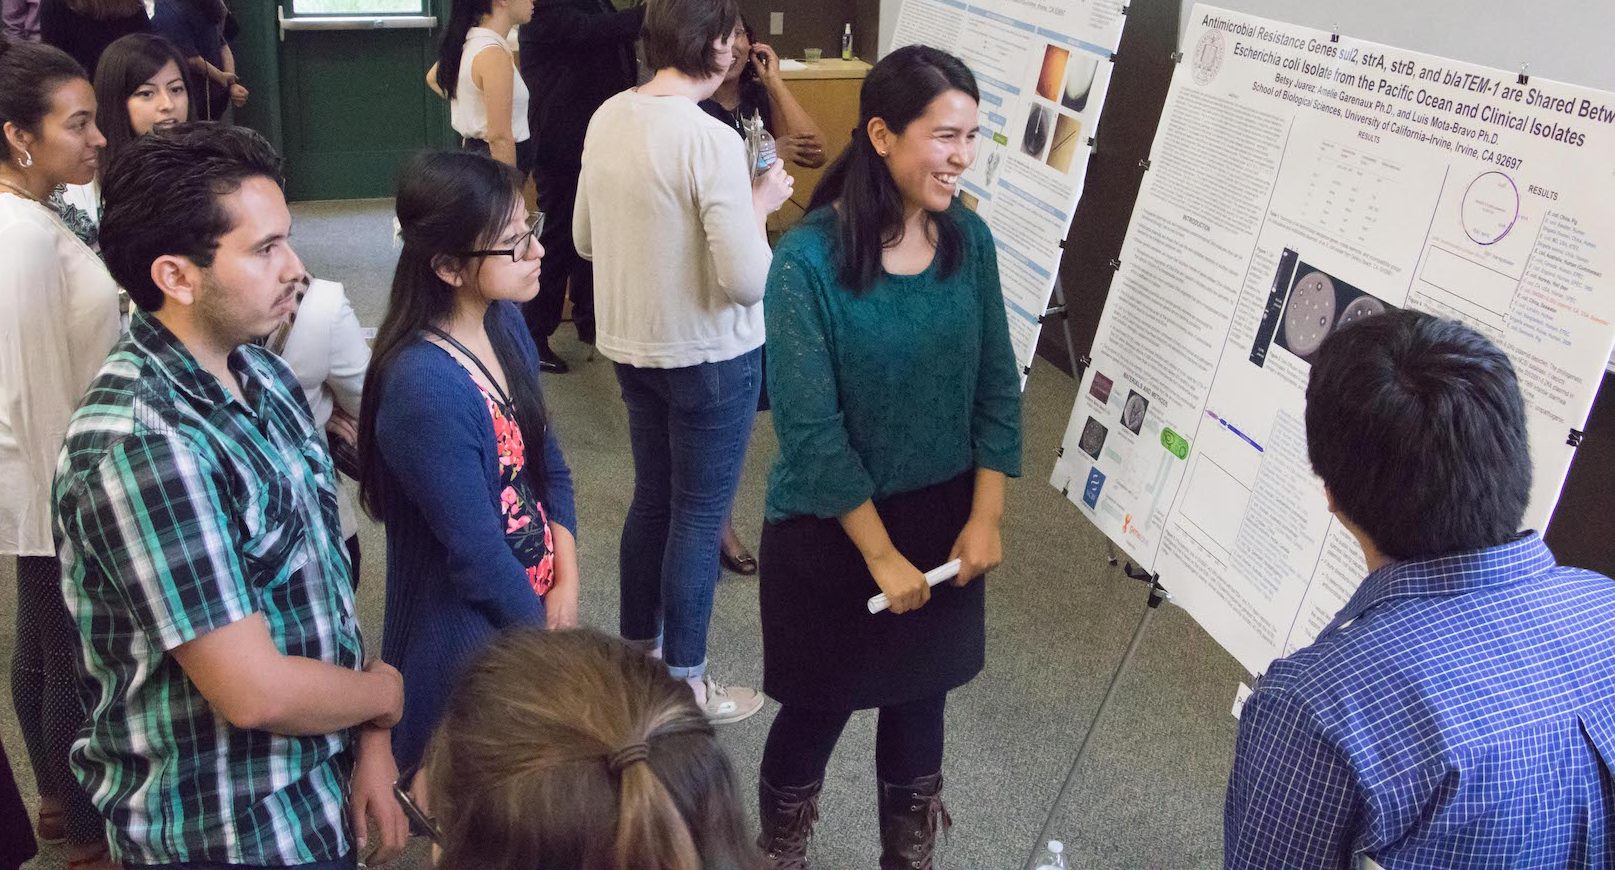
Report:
890,0,1127,376
1050,5,1615,675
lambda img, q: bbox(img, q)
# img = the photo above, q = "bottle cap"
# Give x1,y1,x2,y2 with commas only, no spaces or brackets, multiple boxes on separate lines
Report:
1048,840,1064,853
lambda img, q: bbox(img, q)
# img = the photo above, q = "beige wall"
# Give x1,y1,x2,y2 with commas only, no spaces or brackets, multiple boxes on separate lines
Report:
739,0,880,62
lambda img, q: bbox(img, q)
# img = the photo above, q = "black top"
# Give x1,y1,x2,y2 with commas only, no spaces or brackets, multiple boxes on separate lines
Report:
39,0,151,78
517,0,644,173
151,0,222,67
697,78,773,139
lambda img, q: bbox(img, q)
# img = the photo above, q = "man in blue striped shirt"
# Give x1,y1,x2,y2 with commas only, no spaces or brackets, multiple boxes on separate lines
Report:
1225,310,1615,868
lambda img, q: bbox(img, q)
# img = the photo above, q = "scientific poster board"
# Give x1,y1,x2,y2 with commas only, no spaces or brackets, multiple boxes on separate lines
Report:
1050,4,1615,675
889,0,1128,377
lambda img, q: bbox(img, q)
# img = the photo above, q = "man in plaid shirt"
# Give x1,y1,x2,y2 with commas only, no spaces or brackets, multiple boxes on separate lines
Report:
52,124,408,868
1225,310,1615,867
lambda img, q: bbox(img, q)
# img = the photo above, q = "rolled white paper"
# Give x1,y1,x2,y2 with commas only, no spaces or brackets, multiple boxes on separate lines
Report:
866,559,963,614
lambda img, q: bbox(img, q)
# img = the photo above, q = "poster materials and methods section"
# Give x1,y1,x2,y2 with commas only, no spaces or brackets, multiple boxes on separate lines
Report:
1051,5,1615,676
890,0,1127,376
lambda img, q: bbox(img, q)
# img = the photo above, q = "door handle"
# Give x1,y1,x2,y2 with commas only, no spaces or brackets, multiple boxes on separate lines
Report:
277,7,436,40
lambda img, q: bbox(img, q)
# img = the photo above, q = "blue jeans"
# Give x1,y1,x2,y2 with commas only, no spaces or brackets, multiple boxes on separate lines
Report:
615,347,762,677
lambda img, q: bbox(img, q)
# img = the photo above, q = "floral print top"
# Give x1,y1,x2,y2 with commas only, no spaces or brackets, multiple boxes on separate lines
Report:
470,373,555,597
49,187,98,249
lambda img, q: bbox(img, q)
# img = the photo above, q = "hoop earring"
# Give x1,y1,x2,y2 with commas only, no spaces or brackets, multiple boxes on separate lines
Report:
16,149,32,169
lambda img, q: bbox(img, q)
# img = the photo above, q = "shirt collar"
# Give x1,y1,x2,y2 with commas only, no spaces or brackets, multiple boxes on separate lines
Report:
1318,531,1558,641
128,311,272,415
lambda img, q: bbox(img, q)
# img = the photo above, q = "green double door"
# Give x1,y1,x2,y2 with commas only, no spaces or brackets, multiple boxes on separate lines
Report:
235,0,455,200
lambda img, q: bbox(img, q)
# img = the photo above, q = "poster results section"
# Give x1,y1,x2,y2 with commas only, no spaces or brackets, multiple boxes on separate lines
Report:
1051,4,1615,675
890,0,1125,375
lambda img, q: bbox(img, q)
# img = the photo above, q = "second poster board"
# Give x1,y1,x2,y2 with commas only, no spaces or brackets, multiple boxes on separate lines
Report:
889,0,1128,378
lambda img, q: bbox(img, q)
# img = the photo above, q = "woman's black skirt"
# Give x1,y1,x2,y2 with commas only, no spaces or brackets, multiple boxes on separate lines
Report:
759,470,984,710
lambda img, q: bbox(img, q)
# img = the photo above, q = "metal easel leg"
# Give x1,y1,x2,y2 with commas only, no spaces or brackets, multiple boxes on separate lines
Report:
1023,570,1168,870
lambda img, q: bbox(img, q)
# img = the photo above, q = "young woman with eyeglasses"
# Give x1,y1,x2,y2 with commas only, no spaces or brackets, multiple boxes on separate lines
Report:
357,150,579,773
395,628,763,869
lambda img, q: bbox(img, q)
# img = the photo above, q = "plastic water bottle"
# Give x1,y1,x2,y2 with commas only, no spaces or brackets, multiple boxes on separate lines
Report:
1033,839,1067,870
743,111,776,177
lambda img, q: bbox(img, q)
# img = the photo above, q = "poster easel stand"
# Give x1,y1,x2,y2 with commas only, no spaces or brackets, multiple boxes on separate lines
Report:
1041,276,1085,379
1021,562,1170,870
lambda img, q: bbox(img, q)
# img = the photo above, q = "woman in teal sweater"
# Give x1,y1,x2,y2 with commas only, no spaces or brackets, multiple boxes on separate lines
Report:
754,45,1022,870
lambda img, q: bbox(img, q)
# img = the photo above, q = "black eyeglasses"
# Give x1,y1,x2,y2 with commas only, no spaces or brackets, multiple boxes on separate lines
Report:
456,211,545,262
393,764,442,844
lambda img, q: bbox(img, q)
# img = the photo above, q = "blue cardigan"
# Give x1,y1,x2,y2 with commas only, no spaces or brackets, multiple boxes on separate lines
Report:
374,302,576,769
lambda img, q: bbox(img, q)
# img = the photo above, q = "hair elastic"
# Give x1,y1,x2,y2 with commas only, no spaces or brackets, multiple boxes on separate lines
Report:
608,741,650,774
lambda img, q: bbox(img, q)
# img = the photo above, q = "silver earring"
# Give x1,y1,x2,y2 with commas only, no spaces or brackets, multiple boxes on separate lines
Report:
16,149,31,169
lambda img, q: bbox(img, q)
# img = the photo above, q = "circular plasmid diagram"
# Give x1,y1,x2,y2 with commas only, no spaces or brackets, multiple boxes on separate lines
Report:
1283,271,1337,357
1461,171,1520,246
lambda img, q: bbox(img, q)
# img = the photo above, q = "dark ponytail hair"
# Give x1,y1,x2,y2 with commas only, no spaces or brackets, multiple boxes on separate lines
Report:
94,34,194,176
0,36,88,162
436,0,496,99
424,628,761,870
807,44,978,293
358,150,549,522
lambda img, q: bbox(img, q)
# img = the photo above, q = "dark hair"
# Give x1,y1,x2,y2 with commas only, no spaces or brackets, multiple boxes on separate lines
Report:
0,36,88,161
436,0,495,99
358,151,549,521
1304,309,1531,559
807,45,977,293
99,122,284,312
424,629,761,870
734,16,757,86
642,0,739,79
94,34,193,177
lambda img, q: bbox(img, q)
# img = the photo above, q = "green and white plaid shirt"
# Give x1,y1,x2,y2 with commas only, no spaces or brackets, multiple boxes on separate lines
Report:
53,312,363,866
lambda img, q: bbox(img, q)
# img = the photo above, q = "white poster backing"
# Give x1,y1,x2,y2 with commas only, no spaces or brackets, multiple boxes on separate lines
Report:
1052,5,1615,675
889,0,1128,377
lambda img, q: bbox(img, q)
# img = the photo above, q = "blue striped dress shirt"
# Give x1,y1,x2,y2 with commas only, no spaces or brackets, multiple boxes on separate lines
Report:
1226,532,1615,868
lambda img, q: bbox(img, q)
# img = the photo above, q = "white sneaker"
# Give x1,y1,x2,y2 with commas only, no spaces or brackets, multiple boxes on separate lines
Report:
699,675,764,724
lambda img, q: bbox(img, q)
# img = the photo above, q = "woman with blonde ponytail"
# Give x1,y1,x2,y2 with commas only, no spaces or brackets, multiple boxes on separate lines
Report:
406,628,762,869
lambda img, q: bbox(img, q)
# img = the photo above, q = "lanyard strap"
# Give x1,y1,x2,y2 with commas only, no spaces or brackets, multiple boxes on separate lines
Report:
423,326,514,407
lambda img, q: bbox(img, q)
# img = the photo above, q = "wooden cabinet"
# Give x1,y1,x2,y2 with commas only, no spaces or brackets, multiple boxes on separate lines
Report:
768,58,871,234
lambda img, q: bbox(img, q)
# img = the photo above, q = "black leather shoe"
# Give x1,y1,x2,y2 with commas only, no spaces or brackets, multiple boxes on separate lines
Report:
537,339,570,374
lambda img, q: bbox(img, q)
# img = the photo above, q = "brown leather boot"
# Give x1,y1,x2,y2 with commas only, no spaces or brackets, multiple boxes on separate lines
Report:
757,777,821,870
877,772,953,870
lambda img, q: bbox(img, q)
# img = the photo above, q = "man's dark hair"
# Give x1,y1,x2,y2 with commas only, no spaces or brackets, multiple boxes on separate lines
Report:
642,0,739,79
99,121,284,312
1305,309,1531,559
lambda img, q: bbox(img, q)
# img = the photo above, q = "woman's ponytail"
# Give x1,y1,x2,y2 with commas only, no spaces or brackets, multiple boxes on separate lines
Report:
436,0,494,99
423,630,763,869
612,755,704,870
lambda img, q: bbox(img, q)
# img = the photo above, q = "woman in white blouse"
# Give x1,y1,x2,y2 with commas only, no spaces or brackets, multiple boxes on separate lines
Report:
427,0,533,172
0,36,120,869
267,276,372,582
